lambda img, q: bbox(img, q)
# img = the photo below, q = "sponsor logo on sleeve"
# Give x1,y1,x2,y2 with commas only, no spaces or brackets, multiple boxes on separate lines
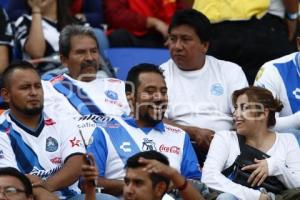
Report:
31,166,61,178
44,118,56,126
50,157,62,164
50,75,64,84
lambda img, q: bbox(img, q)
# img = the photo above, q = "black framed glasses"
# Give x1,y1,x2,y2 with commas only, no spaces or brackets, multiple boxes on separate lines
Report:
0,186,26,197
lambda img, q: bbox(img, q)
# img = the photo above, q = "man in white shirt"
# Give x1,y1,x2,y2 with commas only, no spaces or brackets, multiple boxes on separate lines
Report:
160,9,248,163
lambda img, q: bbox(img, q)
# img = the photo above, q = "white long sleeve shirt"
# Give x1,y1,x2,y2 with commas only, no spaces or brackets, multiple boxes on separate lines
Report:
202,131,300,200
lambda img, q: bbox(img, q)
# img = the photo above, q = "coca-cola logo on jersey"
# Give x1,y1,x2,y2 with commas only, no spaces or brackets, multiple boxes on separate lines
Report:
159,145,180,155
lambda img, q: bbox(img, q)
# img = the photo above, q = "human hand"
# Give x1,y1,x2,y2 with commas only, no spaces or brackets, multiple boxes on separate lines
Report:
81,154,98,184
75,13,87,22
189,127,214,151
147,17,169,38
139,157,176,178
27,0,43,12
259,193,270,200
26,174,43,184
242,158,269,187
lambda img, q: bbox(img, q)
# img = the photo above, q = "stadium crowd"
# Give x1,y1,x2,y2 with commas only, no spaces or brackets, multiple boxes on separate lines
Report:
0,0,299,200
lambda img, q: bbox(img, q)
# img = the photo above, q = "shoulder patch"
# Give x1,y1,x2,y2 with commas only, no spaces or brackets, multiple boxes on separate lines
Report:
50,75,64,84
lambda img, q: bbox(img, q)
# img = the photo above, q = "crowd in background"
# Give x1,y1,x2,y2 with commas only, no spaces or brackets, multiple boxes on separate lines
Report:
0,0,300,200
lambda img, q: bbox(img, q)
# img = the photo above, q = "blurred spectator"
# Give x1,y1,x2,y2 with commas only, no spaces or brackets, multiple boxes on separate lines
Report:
0,167,58,200
13,0,109,75
105,0,188,47
254,36,300,139
123,151,205,200
193,0,297,84
14,0,84,74
7,0,104,28
0,6,13,74
70,0,104,28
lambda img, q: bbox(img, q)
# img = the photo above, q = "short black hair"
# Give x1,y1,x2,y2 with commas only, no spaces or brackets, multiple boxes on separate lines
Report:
0,167,33,197
1,60,39,89
125,151,170,189
169,9,211,42
125,63,164,94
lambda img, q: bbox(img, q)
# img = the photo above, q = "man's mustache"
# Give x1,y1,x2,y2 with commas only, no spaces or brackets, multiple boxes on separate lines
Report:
80,60,98,69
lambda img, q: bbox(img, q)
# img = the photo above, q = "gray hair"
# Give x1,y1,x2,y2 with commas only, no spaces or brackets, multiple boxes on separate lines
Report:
59,24,99,57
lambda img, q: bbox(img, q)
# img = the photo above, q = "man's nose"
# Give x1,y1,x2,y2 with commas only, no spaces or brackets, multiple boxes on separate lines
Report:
84,51,94,60
174,39,183,49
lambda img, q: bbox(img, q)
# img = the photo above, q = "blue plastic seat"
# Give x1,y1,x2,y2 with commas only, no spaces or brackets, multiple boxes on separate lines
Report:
104,48,170,80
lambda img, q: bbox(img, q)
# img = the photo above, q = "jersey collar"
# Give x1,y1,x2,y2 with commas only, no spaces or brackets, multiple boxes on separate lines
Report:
122,116,165,133
9,112,45,137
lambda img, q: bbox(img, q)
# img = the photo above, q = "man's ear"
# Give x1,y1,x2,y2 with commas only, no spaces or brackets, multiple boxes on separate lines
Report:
154,182,168,199
60,54,67,67
202,41,209,54
1,88,10,104
126,91,135,114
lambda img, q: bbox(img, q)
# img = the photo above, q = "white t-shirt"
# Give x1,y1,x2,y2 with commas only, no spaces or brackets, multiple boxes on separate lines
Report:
202,131,300,200
0,110,86,199
160,56,248,131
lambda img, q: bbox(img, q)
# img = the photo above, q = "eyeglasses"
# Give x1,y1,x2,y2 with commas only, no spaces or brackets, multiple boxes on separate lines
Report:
0,186,26,198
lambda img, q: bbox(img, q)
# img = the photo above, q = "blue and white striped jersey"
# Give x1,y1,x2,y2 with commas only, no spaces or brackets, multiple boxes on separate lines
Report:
255,52,300,116
0,110,85,199
87,116,201,181
42,74,130,142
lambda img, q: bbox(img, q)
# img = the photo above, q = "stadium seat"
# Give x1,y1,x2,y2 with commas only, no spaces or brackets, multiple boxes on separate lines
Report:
104,48,170,80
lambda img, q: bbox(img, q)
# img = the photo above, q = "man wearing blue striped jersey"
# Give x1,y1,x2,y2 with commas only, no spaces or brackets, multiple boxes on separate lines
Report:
42,25,129,143
0,61,86,200
87,63,202,198
254,37,300,142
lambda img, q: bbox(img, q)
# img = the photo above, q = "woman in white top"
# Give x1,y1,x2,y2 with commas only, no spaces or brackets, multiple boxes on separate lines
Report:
202,86,300,200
